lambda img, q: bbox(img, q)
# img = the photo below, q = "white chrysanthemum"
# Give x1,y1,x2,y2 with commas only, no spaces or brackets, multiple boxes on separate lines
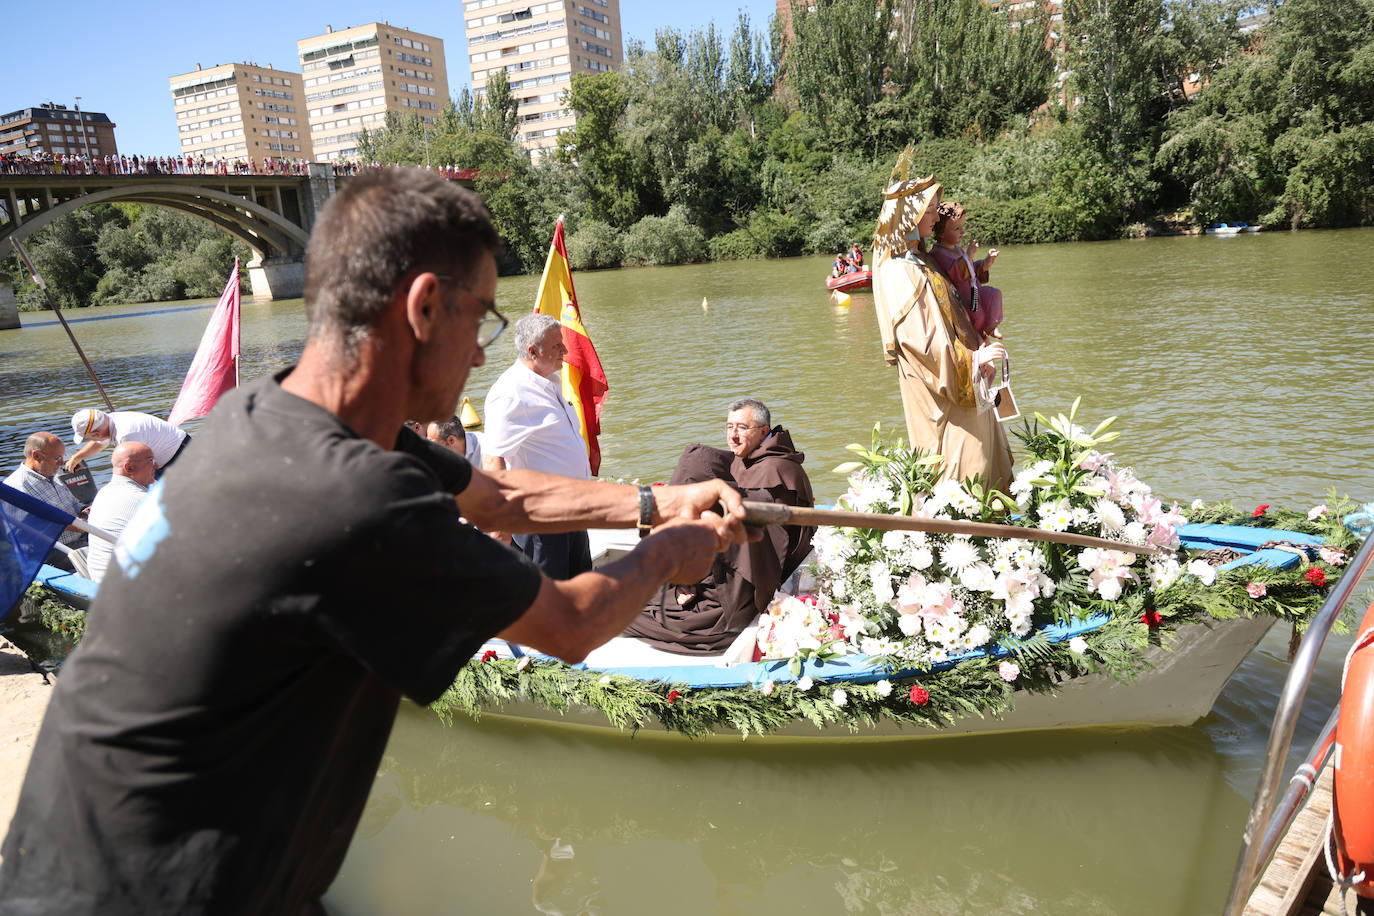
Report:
940,538,980,573
910,545,935,570
1093,498,1127,532
880,529,908,552
861,637,903,657
928,646,949,663
898,613,923,636
966,624,992,648
1121,521,1147,545
1010,617,1033,637
930,478,976,515
832,688,848,707
1148,557,1181,590
875,679,893,698
1037,498,1073,532
1069,636,1089,654
849,473,894,512
796,676,813,692
1072,506,1092,527
1186,558,1217,586
958,562,995,592
831,577,848,598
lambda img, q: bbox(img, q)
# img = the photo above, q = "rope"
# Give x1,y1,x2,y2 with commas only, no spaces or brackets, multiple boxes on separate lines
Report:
1326,810,1367,916
1323,626,1374,914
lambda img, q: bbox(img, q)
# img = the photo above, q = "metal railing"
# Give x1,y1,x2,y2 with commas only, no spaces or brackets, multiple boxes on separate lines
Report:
1222,531,1374,915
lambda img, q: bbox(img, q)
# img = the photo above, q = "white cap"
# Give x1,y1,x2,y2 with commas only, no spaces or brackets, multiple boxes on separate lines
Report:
71,408,109,445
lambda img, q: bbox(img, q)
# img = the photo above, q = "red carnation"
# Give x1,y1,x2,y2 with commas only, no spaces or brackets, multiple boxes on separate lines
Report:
909,685,930,706
1306,567,1328,588
1253,504,1270,517
481,650,497,662
1141,609,1163,627
667,689,681,705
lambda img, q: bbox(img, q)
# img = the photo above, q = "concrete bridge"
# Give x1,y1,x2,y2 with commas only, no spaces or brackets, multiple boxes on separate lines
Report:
0,165,476,329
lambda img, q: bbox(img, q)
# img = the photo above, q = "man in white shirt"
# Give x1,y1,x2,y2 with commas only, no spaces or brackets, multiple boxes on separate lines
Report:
483,313,594,578
67,409,190,478
3,431,87,569
85,442,156,584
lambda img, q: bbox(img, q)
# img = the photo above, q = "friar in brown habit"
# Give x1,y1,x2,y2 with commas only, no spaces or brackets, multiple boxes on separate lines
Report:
622,398,815,655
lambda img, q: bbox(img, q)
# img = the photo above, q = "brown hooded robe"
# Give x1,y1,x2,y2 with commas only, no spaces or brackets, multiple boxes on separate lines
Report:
622,429,815,654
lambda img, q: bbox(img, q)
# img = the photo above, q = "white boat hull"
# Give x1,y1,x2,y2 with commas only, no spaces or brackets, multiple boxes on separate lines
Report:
467,615,1276,742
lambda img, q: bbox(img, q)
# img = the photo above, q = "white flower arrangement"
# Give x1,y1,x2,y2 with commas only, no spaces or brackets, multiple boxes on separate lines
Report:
801,400,1194,670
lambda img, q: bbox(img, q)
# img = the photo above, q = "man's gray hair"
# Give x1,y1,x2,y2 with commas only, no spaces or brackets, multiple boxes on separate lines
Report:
22,432,55,460
728,398,771,428
435,415,465,441
513,313,562,358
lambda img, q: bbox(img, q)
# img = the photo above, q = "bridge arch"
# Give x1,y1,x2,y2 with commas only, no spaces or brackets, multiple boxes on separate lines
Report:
4,182,310,260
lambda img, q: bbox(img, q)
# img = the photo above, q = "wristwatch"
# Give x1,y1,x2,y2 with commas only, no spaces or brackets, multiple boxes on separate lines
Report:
637,485,655,538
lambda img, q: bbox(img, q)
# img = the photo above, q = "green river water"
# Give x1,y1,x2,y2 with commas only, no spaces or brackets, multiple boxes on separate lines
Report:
2,228,1373,914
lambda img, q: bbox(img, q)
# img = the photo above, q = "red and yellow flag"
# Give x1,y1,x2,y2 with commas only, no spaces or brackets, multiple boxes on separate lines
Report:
534,218,609,475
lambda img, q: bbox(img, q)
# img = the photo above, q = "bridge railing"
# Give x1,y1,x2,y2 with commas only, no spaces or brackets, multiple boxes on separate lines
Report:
0,155,481,182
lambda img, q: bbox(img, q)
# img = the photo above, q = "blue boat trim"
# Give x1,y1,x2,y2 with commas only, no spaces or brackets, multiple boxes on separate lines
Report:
33,563,97,607
565,616,1111,689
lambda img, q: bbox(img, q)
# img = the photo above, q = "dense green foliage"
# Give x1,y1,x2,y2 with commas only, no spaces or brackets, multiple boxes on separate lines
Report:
5,0,1367,305
1,204,248,310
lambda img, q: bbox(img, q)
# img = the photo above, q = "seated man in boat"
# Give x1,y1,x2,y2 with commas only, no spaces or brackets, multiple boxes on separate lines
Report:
832,253,848,278
621,398,815,656
426,414,484,467
3,431,88,571
84,442,156,584
849,242,864,269
0,167,751,916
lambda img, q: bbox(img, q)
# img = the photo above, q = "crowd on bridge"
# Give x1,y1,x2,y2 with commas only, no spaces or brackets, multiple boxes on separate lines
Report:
0,151,480,181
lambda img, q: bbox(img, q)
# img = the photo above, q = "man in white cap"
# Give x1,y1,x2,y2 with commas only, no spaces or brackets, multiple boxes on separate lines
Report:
67,408,189,478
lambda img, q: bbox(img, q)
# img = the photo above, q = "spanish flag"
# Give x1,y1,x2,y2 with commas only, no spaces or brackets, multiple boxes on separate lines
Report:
533,218,609,475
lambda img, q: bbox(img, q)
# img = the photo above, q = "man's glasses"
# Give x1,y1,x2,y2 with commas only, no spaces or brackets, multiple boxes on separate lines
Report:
725,423,764,432
433,274,508,348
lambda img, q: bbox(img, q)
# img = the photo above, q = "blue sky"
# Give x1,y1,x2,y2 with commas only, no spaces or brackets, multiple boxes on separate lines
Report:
2,0,777,155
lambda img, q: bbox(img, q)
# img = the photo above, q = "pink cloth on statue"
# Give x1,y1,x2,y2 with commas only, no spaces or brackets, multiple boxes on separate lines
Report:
930,245,1002,335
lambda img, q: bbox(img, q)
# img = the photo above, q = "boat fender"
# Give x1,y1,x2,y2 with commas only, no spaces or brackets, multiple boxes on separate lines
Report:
1330,600,1374,899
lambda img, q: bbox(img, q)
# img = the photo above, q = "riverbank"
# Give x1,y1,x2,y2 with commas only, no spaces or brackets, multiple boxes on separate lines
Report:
0,640,50,859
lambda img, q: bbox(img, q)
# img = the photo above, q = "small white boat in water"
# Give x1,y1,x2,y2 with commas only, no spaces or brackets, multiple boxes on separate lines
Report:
457,521,1330,742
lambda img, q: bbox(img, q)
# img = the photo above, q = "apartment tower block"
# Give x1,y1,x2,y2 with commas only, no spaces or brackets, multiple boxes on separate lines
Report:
1,104,118,159
297,22,448,162
169,62,311,164
464,0,623,156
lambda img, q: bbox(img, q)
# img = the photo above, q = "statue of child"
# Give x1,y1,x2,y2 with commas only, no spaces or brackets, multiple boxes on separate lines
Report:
930,201,1003,340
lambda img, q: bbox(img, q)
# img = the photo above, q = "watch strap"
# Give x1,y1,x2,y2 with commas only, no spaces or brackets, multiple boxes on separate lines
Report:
637,485,655,538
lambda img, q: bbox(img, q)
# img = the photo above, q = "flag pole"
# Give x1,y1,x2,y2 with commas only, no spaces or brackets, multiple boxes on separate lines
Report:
233,257,240,387
738,500,1161,555
9,238,115,412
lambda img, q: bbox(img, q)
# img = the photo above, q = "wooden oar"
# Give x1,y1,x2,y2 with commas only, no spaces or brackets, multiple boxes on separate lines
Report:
738,500,1160,556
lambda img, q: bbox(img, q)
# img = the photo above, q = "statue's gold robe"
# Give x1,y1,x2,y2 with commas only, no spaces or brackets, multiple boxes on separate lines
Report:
873,249,1013,492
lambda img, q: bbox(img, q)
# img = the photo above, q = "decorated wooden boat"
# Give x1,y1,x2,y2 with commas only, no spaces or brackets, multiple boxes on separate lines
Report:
436,406,1363,742
453,522,1320,741
12,409,1363,745
825,269,872,292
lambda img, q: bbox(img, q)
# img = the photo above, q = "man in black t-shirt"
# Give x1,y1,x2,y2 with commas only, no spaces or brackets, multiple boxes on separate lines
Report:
0,168,748,916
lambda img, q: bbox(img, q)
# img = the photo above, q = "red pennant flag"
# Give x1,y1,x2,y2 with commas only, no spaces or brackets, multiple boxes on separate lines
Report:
533,219,609,475
168,259,241,427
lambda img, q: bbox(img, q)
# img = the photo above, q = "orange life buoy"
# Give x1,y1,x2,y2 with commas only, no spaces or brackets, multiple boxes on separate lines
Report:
1333,599,1374,897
